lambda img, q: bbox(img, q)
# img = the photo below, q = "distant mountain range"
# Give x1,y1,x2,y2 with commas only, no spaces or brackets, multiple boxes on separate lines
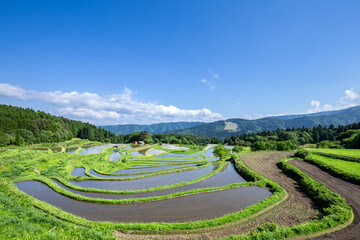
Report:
170,106,360,139
101,122,204,135
102,106,360,139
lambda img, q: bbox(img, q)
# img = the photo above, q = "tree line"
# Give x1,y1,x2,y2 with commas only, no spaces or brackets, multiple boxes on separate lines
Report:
224,122,360,150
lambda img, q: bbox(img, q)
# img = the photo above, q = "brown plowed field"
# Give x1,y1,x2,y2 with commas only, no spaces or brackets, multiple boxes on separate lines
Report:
115,152,318,239
290,160,360,240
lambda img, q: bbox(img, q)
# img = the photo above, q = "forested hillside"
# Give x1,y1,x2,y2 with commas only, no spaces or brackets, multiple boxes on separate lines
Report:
102,122,204,135
0,104,120,146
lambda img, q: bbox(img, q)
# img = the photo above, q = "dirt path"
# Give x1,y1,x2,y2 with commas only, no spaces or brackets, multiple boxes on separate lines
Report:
115,152,318,239
290,160,360,240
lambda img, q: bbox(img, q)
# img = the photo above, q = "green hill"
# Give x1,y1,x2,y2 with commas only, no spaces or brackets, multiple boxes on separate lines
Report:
0,104,120,146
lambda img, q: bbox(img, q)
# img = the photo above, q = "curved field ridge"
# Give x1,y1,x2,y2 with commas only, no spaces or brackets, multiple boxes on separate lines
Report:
290,159,360,240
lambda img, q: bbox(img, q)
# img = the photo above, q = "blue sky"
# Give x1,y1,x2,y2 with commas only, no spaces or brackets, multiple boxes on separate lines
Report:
1,0,360,125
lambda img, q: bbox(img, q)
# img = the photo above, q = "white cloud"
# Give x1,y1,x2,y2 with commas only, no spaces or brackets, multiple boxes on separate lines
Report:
307,88,360,113
310,100,320,109
0,83,223,125
341,88,359,103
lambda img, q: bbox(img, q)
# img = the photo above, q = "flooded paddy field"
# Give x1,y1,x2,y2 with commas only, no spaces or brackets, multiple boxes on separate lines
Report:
65,146,78,153
109,150,121,161
15,180,271,222
79,144,113,155
68,164,217,190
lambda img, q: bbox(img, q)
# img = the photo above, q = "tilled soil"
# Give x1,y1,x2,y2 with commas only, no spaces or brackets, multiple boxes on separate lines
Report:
115,152,318,239
290,160,360,240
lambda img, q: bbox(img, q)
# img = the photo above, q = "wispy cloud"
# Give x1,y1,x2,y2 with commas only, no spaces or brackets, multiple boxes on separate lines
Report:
0,83,224,125
308,88,360,113
199,68,221,90
199,78,215,90
208,68,221,81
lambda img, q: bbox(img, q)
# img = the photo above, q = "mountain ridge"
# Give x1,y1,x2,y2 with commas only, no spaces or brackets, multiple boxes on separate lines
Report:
169,105,360,139
101,121,204,135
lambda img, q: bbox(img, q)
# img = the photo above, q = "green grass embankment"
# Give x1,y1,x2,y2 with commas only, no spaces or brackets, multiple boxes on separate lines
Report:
308,148,360,163
79,162,215,181
299,151,360,184
223,158,353,239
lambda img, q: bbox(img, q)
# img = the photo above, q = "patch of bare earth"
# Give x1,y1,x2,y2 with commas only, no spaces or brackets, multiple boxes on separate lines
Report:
114,152,318,239
289,160,360,240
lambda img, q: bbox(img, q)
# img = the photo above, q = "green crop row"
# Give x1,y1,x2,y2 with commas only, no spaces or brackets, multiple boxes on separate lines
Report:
297,150,360,185
310,150,360,163
223,159,353,239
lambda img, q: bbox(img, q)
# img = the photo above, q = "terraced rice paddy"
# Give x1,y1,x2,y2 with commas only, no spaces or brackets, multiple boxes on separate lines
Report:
9,143,275,226
1,142,356,239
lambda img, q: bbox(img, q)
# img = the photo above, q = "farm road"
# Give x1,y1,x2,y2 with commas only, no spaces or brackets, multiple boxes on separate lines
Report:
290,160,360,240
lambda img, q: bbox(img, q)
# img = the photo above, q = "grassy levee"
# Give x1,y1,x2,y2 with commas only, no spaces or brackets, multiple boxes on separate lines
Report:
309,150,360,163
301,151,360,185
127,159,206,164
77,162,216,181
127,144,209,160
309,148,360,160
93,163,202,176
151,144,205,155
222,158,353,239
